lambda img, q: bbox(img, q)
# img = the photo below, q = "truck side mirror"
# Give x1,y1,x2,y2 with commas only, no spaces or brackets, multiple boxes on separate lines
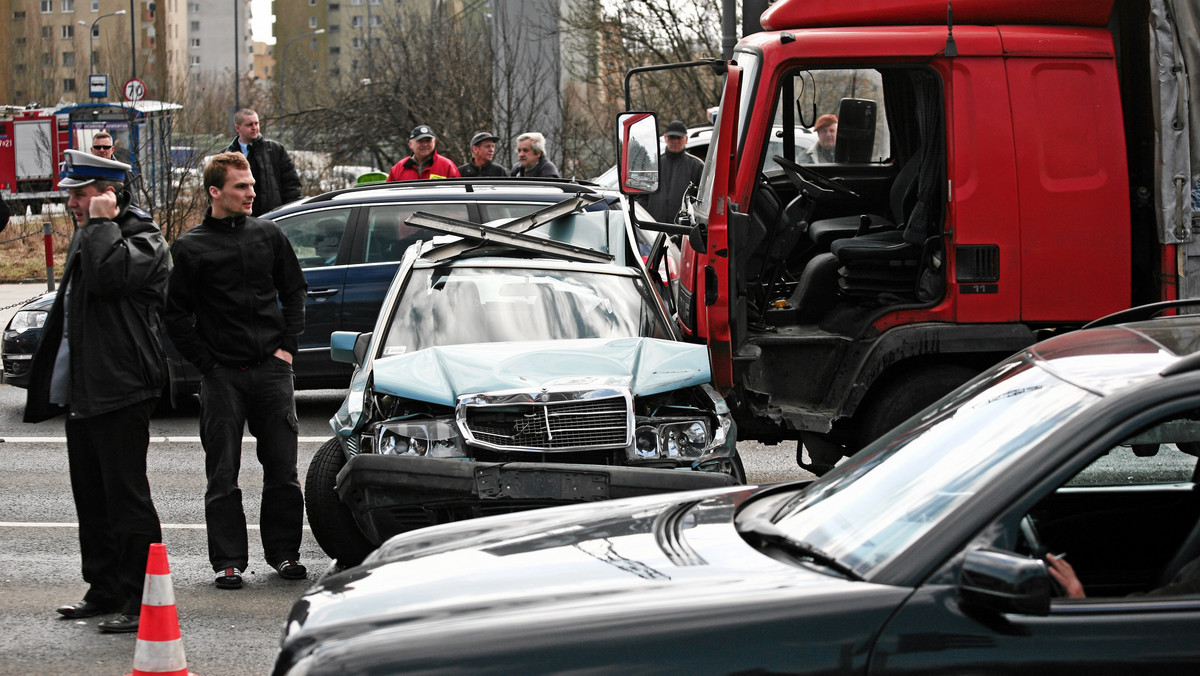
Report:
617,112,660,195
834,98,877,164
959,549,1052,616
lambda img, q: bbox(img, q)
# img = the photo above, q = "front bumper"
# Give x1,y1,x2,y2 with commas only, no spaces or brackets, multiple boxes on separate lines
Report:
336,454,739,545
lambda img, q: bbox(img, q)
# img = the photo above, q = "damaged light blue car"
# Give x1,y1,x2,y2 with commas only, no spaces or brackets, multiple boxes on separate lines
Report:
306,197,742,567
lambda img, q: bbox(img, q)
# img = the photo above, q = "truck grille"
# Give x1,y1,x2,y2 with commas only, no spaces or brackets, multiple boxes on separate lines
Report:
461,395,631,452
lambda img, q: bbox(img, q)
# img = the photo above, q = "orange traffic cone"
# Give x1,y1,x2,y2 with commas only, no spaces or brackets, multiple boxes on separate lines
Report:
127,543,191,676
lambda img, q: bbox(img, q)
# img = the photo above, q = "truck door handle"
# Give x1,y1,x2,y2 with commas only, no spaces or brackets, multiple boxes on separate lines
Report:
307,288,339,298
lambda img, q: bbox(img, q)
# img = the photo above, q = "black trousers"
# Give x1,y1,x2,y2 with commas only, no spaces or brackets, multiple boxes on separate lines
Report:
200,357,302,571
65,398,162,615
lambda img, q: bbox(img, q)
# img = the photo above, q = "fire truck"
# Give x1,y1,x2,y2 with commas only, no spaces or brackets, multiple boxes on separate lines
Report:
0,106,69,213
619,0,1199,472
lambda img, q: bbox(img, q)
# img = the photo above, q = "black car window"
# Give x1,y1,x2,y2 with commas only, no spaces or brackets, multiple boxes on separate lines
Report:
364,203,471,263
478,203,545,222
276,208,353,268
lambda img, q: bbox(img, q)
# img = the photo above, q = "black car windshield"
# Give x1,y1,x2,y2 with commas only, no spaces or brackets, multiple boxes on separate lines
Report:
380,264,673,355
761,355,1101,578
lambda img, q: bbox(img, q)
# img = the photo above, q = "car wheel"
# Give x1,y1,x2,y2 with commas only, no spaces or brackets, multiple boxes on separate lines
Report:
855,364,978,451
306,438,375,568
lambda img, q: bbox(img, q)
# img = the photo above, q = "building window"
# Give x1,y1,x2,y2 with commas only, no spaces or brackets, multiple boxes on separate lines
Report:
189,1,200,10
14,10,27,19
369,15,381,27
191,38,200,47
61,0,75,12
329,2,339,9
61,25,75,39
15,37,26,45
351,37,363,50
351,15,362,27
328,24,339,33
63,78,76,92
329,46,340,54
351,0,361,5
15,64,26,73
41,0,52,12
190,20,199,31
310,37,319,49
91,0,99,10
42,26,53,39
90,25,99,37
190,55,200,66
311,63,318,72
309,16,318,28
370,37,380,48
42,53,52,65
309,0,317,4
370,0,380,4
62,52,75,66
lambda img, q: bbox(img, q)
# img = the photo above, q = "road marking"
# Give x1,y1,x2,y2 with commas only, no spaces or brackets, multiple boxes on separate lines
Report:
0,522,311,531
0,436,332,443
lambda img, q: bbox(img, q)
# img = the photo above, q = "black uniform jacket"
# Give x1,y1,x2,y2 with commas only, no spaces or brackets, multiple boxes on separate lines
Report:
24,206,172,422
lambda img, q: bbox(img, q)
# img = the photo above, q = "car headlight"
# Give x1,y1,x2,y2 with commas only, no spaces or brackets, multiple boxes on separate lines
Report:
632,419,712,460
373,418,467,458
9,309,47,333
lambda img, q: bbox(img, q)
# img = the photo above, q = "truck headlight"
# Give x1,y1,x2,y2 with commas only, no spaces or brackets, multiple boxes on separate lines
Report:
374,418,467,458
9,309,47,333
632,419,711,460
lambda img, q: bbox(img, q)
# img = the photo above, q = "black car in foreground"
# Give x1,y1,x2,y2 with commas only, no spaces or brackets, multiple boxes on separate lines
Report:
274,302,1200,675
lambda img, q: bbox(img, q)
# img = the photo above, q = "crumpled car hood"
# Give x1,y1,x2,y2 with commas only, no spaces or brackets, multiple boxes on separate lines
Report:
369,337,710,406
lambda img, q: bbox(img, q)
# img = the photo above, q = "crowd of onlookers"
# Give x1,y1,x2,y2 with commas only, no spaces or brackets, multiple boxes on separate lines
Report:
387,126,561,182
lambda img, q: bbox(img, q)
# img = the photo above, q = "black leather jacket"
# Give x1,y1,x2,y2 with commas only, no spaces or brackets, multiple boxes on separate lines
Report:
164,210,307,373
224,135,302,216
24,206,172,422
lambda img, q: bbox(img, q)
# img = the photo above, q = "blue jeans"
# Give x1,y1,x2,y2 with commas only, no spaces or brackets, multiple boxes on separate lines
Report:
200,356,301,571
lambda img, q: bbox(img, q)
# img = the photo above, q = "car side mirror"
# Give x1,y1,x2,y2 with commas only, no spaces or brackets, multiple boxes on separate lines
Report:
617,112,660,195
331,331,373,365
959,549,1051,616
834,98,877,164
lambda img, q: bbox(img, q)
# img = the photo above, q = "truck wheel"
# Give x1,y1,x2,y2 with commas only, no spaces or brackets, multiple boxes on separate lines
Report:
855,364,978,451
306,438,375,568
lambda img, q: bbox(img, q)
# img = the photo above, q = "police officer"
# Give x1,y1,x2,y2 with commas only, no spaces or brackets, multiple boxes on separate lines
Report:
25,149,172,634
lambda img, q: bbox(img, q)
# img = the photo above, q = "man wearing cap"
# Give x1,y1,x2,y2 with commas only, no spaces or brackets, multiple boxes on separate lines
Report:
511,132,561,178
458,132,507,178
645,120,704,223
224,108,302,216
25,149,172,634
387,125,462,182
802,113,838,164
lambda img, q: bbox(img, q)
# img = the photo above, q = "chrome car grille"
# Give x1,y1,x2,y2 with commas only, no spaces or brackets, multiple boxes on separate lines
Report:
460,390,632,452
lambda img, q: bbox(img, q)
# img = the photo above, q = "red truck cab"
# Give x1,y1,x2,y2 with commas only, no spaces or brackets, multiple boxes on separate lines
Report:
634,0,1193,471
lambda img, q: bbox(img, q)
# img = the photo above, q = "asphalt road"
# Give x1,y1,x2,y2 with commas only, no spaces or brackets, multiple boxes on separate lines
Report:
0,382,807,675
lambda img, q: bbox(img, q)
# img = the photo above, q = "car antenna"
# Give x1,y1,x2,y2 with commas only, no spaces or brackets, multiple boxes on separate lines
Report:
944,1,958,57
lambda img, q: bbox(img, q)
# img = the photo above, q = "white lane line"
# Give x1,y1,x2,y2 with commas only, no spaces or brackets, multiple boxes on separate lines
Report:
0,522,311,531
0,436,332,443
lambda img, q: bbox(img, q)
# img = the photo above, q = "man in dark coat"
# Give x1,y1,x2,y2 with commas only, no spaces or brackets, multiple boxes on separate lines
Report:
511,132,561,178
645,120,704,223
224,108,302,216
165,151,309,590
25,149,172,634
458,131,507,177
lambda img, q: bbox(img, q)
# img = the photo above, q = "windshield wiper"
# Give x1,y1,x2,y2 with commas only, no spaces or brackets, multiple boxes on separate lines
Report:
738,517,864,581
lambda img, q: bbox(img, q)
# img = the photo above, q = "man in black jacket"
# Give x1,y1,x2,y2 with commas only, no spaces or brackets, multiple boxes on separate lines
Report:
458,132,507,177
224,108,302,216
165,151,309,589
645,120,703,223
25,150,172,634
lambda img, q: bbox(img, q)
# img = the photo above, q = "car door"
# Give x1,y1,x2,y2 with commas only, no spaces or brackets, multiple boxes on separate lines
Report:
869,402,1200,674
275,206,355,387
341,201,471,341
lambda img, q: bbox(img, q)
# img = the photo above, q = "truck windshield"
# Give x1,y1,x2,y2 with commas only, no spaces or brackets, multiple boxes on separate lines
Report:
696,51,760,222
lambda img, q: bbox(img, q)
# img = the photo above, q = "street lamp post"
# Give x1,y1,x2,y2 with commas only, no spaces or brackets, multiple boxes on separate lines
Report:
279,29,326,111
88,9,127,96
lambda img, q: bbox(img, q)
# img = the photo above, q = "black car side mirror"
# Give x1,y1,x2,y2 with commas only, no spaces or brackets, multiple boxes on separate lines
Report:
959,548,1051,616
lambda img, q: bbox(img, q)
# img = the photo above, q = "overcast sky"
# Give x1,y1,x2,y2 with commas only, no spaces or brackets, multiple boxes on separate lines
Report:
252,0,273,43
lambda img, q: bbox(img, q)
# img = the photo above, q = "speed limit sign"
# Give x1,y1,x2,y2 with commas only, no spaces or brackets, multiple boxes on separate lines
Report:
123,78,146,102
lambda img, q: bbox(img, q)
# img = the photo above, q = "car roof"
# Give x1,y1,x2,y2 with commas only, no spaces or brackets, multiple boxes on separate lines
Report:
265,179,615,219
1026,314,1200,396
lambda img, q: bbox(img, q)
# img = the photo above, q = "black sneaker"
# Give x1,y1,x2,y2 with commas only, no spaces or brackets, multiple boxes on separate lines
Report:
274,560,307,580
215,567,243,589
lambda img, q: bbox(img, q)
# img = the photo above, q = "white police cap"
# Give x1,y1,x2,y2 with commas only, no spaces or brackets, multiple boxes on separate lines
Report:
59,148,131,189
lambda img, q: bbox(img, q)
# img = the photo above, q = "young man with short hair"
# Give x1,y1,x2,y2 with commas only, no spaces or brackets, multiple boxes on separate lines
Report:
165,151,309,589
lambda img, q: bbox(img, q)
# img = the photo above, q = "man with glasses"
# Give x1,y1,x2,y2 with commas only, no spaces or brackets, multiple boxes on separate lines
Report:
89,132,139,199
89,132,116,159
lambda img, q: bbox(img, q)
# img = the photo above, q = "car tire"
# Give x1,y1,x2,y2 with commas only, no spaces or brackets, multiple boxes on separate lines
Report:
855,364,978,451
306,438,375,568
